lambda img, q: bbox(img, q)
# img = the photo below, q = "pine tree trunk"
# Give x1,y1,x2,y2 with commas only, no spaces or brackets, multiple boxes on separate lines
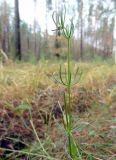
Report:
15,0,21,60
80,0,83,60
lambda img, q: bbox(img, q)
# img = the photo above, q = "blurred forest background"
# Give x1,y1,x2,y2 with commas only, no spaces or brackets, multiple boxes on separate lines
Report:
0,1,116,159
0,0,116,62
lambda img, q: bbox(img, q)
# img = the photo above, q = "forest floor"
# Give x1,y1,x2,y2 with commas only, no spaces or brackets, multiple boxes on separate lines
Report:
0,60,115,160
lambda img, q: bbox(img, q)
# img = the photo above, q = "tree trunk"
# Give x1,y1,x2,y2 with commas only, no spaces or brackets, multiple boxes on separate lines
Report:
80,0,83,60
27,33,30,50
76,0,84,60
80,18,83,60
33,0,37,57
2,30,6,53
15,0,21,60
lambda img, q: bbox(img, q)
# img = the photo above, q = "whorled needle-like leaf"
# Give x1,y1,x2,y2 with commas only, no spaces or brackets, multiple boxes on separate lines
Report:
64,67,68,84
71,71,83,86
52,73,62,84
59,7,66,28
59,65,68,86
52,11,59,27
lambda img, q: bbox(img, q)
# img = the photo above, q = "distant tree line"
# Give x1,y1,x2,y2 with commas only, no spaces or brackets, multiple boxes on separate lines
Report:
0,0,115,61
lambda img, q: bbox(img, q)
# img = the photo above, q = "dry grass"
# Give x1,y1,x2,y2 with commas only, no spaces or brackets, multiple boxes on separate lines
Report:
0,61,115,104
0,61,116,159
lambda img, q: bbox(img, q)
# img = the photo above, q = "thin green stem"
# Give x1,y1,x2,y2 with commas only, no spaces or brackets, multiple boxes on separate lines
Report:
67,38,71,85
67,38,71,128
64,93,69,129
30,120,51,159
67,38,73,157
0,148,55,160
68,132,72,157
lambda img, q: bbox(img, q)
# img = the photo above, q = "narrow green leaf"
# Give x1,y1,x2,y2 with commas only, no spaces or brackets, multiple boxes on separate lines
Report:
13,105,32,111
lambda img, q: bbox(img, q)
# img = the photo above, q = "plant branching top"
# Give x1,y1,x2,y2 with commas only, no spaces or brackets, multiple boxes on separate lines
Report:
52,7,74,39
52,8,82,87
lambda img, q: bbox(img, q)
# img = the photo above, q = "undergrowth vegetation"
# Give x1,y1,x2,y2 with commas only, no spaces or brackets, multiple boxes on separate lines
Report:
0,61,116,159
